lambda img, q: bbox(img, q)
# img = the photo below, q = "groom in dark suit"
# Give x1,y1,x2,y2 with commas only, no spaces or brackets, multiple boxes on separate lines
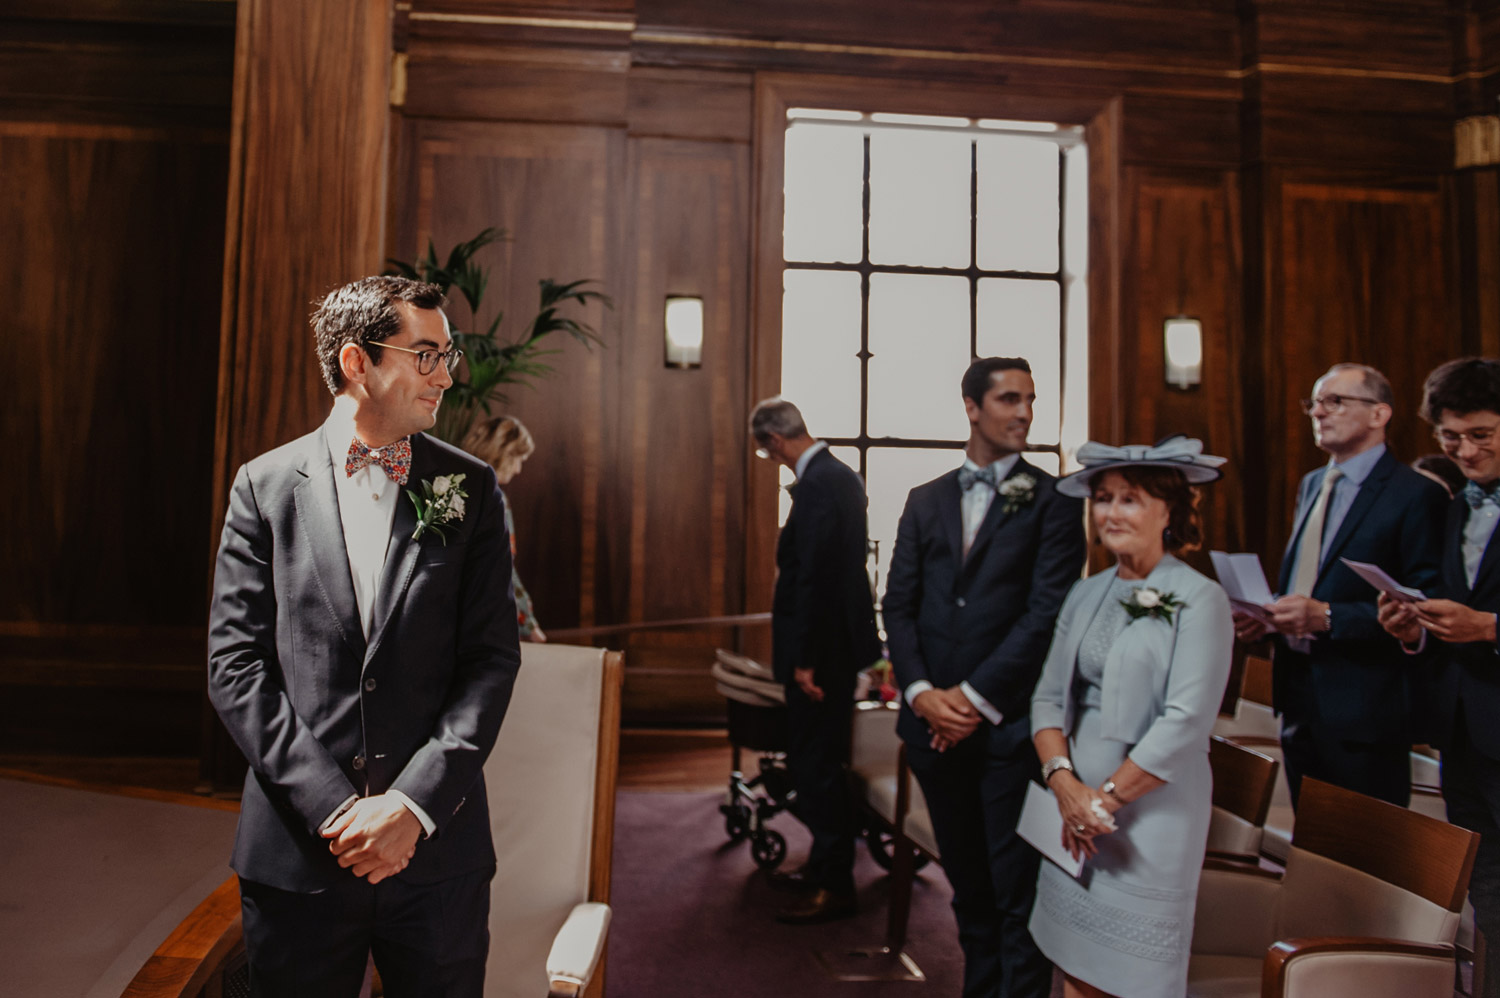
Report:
752,398,882,924
884,356,1086,998
208,276,522,997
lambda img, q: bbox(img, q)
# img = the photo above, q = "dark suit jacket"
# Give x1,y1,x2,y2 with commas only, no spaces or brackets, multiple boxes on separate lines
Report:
1271,449,1446,744
771,447,881,687
883,458,1087,748
208,426,522,892
1421,494,1500,758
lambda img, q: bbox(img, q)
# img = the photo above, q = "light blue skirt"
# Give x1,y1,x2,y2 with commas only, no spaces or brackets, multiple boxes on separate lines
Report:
1028,706,1212,998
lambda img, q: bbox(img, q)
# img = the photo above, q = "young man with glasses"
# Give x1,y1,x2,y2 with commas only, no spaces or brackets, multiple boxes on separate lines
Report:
1233,363,1445,808
1380,357,1500,998
207,275,520,997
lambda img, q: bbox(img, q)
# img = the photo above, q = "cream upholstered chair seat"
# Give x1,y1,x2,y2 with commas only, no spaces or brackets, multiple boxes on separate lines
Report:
1187,778,1477,998
484,643,623,998
850,701,938,857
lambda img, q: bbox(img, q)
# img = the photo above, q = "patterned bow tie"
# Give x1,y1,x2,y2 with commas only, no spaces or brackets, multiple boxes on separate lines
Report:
346,437,412,486
1464,479,1500,510
958,465,999,492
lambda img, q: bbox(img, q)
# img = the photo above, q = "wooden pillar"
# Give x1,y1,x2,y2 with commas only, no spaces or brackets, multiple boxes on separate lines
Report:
201,0,393,790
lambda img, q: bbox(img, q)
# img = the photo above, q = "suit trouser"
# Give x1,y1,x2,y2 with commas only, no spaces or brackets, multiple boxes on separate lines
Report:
784,680,856,894
1277,663,1410,809
240,865,493,998
907,720,1050,998
1444,707,1500,998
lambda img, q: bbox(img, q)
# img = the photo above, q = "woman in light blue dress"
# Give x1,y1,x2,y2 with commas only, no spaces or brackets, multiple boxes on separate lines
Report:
1029,437,1233,998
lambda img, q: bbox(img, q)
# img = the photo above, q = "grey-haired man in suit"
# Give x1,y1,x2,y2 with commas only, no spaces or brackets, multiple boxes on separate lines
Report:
208,276,521,997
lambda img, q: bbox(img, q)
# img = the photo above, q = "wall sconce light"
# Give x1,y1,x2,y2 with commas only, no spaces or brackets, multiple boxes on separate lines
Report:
664,296,704,368
1163,317,1202,390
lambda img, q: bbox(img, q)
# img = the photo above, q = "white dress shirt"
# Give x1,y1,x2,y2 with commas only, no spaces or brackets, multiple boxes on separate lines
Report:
903,453,1020,728
320,397,436,836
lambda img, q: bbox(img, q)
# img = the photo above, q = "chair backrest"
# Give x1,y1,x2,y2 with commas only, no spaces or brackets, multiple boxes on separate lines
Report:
1277,778,1478,944
850,700,899,783
1206,736,1279,859
484,644,623,998
1241,654,1274,706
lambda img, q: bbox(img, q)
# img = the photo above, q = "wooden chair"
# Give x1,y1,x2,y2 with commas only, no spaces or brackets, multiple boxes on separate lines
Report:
1205,736,1280,863
119,643,624,998
1188,778,1478,998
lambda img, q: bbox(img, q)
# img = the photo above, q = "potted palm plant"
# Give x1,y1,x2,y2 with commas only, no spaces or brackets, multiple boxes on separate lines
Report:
386,227,611,444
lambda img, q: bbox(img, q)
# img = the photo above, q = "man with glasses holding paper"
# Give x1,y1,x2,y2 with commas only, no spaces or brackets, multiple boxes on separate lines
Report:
1233,363,1445,808
1381,357,1500,998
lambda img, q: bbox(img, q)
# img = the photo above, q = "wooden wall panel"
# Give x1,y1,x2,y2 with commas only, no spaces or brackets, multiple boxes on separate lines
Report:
0,0,232,756
1121,169,1246,560
1257,177,1459,561
393,120,623,633
617,137,750,722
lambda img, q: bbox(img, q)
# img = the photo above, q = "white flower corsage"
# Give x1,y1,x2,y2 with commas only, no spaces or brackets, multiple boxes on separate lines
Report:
998,473,1037,514
1120,586,1182,623
408,473,468,543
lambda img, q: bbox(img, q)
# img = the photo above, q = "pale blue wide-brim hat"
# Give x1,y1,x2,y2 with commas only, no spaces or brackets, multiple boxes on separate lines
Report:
1055,434,1227,498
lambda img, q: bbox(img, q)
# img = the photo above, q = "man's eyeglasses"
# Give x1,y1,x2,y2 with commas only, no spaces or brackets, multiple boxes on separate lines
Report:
1298,394,1383,415
1435,425,1500,448
377,342,465,375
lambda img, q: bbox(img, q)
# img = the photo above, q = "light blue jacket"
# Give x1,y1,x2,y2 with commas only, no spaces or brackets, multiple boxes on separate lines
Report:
1030,554,1233,783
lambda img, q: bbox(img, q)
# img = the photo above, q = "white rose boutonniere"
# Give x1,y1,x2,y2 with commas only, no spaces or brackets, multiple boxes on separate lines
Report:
408,472,468,543
1120,586,1182,622
998,473,1037,514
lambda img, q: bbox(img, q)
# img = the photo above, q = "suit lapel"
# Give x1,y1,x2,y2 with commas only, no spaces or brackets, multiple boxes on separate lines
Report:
964,457,1032,568
293,432,366,659
1278,472,1319,594
939,471,964,569
1316,451,1394,582
365,435,430,664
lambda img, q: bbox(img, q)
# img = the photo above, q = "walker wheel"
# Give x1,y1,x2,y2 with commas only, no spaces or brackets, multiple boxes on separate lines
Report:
751,829,787,870
720,803,751,843
864,826,930,873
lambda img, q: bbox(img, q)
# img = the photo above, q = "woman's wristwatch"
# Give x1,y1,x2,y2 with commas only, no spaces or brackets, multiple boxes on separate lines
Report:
1041,755,1074,784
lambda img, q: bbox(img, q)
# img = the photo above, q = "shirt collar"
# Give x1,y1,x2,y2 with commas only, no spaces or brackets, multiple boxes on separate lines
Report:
1328,442,1385,486
793,440,829,481
961,452,1022,481
323,395,358,468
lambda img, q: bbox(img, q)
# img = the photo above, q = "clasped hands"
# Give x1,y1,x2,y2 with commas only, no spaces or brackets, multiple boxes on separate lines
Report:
1377,592,1497,645
320,793,424,884
912,686,982,751
1050,771,1121,860
1231,595,1329,642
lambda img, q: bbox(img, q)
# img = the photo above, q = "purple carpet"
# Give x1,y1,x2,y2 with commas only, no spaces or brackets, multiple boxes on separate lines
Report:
606,790,996,996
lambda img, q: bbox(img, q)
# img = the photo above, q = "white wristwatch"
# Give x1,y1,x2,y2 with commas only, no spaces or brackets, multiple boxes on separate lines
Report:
1041,755,1074,784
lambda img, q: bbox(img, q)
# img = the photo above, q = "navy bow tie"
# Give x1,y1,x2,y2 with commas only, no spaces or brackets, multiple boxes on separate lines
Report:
1464,479,1500,510
958,465,999,492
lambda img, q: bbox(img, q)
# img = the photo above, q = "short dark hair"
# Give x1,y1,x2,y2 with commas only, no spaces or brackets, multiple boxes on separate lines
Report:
313,275,447,395
1324,363,1393,406
749,397,808,444
961,357,1032,405
1412,453,1466,496
1088,465,1204,554
1421,357,1500,425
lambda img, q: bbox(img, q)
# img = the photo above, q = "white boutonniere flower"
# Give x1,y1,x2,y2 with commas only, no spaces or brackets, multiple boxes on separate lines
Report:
408,472,468,543
998,473,1037,514
1120,586,1182,623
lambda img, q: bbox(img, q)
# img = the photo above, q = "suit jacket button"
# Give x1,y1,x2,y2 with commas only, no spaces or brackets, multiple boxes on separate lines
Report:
956,597,967,608
352,755,365,771
364,677,377,692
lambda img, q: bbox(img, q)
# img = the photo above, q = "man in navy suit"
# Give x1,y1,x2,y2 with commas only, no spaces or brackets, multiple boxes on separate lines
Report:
208,276,522,997
753,397,882,924
1381,357,1500,998
884,356,1087,998
1234,363,1445,808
